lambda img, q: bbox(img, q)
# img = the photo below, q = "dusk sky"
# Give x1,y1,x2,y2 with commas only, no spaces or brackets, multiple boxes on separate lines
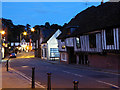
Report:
2,1,108,27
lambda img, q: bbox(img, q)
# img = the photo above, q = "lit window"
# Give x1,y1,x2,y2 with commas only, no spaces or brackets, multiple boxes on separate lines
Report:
76,37,81,48
50,48,60,58
62,45,65,49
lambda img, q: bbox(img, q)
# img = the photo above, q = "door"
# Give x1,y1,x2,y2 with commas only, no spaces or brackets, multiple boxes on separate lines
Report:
67,47,76,64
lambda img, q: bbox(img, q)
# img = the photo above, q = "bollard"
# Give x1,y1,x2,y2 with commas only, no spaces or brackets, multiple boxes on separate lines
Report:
73,80,79,90
47,72,51,90
31,67,35,89
6,60,9,71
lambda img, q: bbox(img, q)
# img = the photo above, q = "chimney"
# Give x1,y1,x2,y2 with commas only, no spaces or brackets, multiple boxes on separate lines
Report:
101,0,103,5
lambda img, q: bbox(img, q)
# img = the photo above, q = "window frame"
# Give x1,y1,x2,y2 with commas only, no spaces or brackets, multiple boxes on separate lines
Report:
89,33,96,48
76,37,81,48
106,29,114,45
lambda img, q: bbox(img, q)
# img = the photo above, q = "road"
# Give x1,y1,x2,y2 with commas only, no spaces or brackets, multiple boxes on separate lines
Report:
3,51,120,89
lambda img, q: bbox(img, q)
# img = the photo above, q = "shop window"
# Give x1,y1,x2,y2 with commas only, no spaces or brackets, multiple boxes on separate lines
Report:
50,48,60,58
89,34,96,48
106,29,114,45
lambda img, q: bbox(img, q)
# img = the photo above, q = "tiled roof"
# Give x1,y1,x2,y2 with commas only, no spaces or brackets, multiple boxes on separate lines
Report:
57,2,120,39
41,29,57,43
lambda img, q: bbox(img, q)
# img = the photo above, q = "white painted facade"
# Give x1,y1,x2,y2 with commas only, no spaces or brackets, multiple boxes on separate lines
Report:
58,27,120,64
58,39,68,62
74,28,120,52
41,29,62,60
74,33,102,52
65,37,74,47
58,37,74,62
101,28,120,50
58,40,67,52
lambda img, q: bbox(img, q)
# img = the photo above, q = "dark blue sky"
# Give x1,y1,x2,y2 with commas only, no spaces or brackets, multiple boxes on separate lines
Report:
2,2,101,27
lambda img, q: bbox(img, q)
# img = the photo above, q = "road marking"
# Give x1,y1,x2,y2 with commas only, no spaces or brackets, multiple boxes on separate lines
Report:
9,68,45,88
93,70,120,76
96,80,119,89
57,64,120,76
62,70,83,77
21,66,29,68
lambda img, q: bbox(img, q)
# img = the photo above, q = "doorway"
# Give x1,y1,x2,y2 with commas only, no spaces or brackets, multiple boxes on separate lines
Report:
67,47,76,64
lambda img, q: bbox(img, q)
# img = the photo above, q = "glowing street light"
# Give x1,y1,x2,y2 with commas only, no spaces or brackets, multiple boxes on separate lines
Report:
1,31,5,35
23,31,27,36
31,28,35,32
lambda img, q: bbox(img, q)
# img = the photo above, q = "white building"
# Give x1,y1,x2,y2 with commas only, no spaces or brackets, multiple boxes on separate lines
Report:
41,29,62,60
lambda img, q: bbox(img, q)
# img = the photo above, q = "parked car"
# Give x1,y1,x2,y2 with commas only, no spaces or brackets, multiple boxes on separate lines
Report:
9,53,16,58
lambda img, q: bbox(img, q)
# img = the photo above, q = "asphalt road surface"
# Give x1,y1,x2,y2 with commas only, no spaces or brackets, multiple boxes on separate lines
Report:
3,51,120,89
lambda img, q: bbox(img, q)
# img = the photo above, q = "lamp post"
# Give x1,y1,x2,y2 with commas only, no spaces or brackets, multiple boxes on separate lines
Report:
20,28,35,51
29,28,35,51
20,31,27,42
1,31,5,35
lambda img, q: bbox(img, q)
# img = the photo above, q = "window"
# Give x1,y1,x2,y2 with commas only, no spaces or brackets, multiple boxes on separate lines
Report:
62,45,65,49
42,49,44,57
50,48,60,58
61,39,65,42
62,53,65,60
42,48,47,57
106,29,114,45
76,37,81,48
89,34,96,48
67,28,76,35
70,28,76,33
44,48,47,57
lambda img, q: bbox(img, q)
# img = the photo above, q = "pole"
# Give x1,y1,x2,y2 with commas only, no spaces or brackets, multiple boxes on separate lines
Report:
6,60,9,71
73,80,79,90
47,72,51,90
31,67,35,89
20,33,22,43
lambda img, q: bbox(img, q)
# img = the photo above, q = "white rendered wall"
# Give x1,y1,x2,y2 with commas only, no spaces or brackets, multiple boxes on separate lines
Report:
47,29,62,60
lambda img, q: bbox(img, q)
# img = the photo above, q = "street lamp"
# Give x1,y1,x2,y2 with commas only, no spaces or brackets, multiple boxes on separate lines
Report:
31,28,35,32
1,31,5,35
20,31,27,43
23,31,27,36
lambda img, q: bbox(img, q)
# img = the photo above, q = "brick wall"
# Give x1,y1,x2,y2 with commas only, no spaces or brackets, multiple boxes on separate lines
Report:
88,53,120,70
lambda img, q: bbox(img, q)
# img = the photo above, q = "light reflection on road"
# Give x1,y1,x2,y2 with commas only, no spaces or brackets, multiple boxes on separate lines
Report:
2,51,35,62
16,51,35,59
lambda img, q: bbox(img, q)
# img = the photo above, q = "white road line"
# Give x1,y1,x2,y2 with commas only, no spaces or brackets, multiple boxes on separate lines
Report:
93,70,120,76
97,80,119,89
9,68,45,88
61,65,120,76
62,70,83,77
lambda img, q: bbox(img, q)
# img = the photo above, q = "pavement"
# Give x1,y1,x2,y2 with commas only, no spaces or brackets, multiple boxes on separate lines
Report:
1,63,45,89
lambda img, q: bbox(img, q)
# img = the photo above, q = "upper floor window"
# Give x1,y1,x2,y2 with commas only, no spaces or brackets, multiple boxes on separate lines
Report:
62,45,65,49
70,28,76,33
61,39,65,42
106,29,114,45
76,37,81,48
67,28,76,35
89,34,96,48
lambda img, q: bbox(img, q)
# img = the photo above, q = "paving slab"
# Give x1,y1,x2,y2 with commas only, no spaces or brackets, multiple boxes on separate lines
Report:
1,64,44,89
